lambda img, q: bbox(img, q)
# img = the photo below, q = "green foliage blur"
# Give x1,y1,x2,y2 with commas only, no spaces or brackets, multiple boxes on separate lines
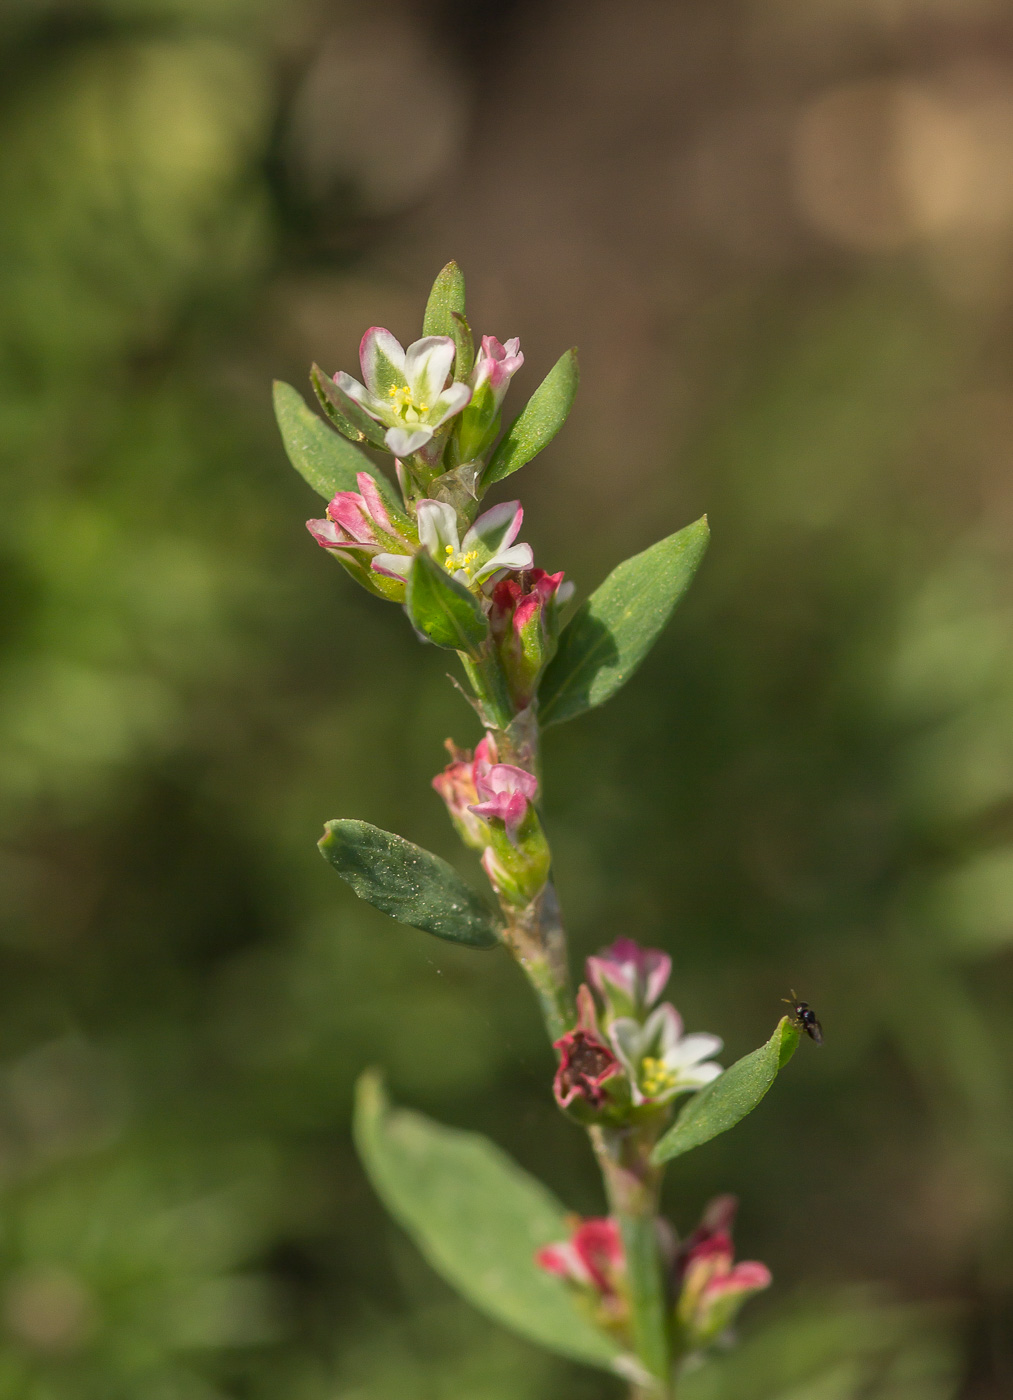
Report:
0,1,1011,1396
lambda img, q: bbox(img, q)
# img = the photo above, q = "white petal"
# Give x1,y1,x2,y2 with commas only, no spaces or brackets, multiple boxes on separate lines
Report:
360,327,406,394
427,380,471,428
405,336,456,406
385,426,433,457
371,552,412,580
608,1018,645,1076
678,1062,723,1088
665,1033,723,1069
464,500,522,555
642,1003,684,1056
335,372,387,421
416,499,459,557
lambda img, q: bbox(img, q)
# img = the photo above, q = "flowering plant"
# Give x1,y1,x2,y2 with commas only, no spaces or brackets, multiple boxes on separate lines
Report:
273,262,813,1399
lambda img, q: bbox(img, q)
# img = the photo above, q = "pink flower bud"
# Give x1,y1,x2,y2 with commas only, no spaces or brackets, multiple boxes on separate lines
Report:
536,1216,625,1314
471,336,524,411
307,473,417,600
488,569,572,709
674,1196,771,1351
431,736,498,849
469,762,538,842
586,938,672,1021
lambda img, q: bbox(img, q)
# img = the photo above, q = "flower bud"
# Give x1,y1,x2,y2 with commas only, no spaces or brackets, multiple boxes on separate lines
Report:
535,1215,627,1330
489,569,573,710
454,336,524,463
431,735,498,849
307,472,417,601
586,938,672,1023
673,1197,771,1353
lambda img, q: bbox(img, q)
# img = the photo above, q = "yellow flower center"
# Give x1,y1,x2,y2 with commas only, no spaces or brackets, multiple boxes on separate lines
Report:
443,544,480,578
388,385,428,418
640,1056,678,1097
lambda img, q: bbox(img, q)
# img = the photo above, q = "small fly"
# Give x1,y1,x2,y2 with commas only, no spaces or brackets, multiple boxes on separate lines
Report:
783,991,823,1045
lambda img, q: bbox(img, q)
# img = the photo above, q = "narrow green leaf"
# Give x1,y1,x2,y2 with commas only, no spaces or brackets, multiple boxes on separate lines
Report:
319,820,501,948
423,260,467,340
272,381,400,513
651,1017,801,1166
539,516,710,727
450,309,475,380
483,348,579,487
406,550,489,655
310,363,389,450
354,1072,623,1371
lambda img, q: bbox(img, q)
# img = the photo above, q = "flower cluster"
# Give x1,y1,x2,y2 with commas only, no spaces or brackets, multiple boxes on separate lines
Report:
535,1196,770,1358
551,939,723,1117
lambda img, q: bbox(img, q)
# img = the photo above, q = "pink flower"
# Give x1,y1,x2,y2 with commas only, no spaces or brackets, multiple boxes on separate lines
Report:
536,1216,625,1313
674,1196,771,1351
306,472,417,599
586,938,672,1021
552,985,623,1110
431,735,498,849
469,762,538,843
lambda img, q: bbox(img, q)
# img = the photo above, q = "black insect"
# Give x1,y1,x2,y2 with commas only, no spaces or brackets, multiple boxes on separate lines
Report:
783,991,823,1045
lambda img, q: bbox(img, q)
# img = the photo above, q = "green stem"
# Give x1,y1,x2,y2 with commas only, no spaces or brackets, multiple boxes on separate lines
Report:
591,1123,673,1397
501,882,574,1040
460,651,514,731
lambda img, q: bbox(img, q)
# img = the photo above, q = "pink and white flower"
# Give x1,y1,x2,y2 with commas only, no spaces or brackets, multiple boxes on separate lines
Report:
586,938,672,1022
306,472,418,598
431,735,498,849
335,328,472,458
455,336,526,462
373,498,533,589
469,762,538,842
609,1003,722,1106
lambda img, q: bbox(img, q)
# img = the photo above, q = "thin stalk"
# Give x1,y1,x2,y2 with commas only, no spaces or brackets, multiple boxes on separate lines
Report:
501,882,574,1040
591,1123,673,1398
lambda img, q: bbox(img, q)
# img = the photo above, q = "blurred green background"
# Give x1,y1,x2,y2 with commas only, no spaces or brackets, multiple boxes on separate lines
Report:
1,0,1013,1396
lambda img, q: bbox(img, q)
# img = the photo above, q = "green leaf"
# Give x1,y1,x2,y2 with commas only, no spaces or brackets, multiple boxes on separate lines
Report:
319,820,501,949
539,516,710,727
651,1017,800,1166
483,348,579,487
406,550,489,655
272,380,400,512
310,363,389,450
423,260,466,340
354,1071,623,1371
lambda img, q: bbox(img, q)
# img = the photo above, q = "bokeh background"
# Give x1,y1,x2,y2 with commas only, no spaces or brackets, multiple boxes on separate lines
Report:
2,0,1013,1396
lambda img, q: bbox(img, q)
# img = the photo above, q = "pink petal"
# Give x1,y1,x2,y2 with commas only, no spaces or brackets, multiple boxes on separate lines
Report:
355,472,393,533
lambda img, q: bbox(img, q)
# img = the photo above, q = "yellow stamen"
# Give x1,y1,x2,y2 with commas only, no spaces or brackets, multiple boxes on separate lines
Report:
640,1056,678,1097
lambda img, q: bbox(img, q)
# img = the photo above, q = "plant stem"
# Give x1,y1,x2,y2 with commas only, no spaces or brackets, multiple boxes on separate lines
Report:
591,1123,673,1397
501,881,574,1040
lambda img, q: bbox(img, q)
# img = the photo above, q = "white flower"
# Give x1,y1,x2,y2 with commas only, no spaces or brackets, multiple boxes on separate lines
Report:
373,499,533,587
609,1004,722,1106
335,327,471,457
